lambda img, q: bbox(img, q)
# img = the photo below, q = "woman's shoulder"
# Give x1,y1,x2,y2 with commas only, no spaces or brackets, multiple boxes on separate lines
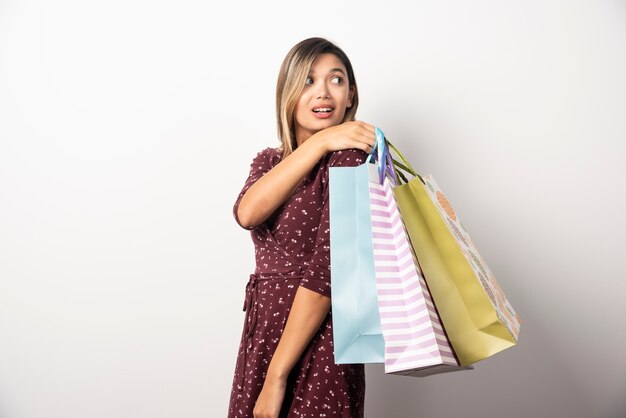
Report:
265,146,283,166
253,145,281,157
249,146,283,166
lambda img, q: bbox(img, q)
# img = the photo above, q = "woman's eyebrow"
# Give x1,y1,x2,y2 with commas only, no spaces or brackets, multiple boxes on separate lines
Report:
329,67,346,75
309,68,347,75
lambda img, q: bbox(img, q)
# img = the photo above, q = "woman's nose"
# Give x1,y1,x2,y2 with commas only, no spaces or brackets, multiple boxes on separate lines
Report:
316,84,330,99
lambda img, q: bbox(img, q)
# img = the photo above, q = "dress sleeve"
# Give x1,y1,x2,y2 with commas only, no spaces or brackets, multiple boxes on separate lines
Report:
300,148,369,298
232,147,276,230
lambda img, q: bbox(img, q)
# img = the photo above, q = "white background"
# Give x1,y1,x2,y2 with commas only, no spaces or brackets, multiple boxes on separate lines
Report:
1,1,625,417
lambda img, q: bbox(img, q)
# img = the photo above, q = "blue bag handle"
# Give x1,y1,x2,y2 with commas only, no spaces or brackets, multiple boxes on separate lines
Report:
366,127,398,185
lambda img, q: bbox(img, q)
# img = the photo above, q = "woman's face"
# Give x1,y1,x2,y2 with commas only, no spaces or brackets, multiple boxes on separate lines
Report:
293,53,354,145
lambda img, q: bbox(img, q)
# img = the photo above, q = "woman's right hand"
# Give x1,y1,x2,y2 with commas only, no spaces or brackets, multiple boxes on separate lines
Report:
311,121,377,155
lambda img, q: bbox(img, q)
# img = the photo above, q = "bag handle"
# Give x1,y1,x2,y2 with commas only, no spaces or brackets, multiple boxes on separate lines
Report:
366,127,398,185
366,127,424,186
386,138,425,186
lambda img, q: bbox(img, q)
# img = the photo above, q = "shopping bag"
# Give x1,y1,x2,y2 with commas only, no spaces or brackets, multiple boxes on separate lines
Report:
368,133,470,377
387,142,522,366
329,133,387,364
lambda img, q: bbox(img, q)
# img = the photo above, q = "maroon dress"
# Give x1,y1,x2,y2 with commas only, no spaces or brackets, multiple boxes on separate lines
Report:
228,146,368,418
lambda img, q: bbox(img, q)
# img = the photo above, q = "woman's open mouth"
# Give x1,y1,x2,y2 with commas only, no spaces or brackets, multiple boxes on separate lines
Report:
312,106,335,119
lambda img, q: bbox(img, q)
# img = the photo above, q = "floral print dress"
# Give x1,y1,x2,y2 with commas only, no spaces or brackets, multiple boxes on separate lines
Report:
228,146,368,418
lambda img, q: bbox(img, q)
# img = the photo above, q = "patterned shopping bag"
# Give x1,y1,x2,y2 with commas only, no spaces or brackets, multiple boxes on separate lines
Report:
367,134,469,377
387,141,522,366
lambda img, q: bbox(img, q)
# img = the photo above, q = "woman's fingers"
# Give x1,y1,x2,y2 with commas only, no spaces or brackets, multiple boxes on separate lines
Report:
338,123,374,152
359,122,377,138
316,120,381,153
353,120,376,135
354,124,376,147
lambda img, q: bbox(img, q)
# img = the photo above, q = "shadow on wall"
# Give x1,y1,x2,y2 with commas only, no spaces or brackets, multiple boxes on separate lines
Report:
364,316,593,418
607,399,626,418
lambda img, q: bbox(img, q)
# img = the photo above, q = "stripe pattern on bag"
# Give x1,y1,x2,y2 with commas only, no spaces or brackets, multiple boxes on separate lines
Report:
369,173,460,375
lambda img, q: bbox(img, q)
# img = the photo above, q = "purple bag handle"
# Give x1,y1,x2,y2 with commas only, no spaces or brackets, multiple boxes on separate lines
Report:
366,127,399,186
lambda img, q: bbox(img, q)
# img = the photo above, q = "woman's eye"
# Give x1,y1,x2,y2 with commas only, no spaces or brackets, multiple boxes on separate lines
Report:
331,76,343,84
305,77,314,85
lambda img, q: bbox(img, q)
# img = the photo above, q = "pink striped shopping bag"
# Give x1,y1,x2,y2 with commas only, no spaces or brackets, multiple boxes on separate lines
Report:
367,163,470,377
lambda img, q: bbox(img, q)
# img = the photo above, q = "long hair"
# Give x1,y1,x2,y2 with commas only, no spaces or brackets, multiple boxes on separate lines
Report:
275,37,359,160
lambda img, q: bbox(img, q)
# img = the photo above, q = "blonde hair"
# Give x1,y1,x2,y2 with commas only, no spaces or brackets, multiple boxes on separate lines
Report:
275,37,359,160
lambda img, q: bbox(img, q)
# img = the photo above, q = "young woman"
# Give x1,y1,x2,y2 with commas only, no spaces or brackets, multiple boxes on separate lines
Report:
228,37,377,418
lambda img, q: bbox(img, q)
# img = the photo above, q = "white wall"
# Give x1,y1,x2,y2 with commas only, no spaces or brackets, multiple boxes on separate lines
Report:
1,1,624,417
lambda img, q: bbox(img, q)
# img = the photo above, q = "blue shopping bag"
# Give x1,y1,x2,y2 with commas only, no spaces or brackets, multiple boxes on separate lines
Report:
329,127,393,364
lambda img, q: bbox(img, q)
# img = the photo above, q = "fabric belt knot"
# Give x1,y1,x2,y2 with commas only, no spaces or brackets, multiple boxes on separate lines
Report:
237,272,304,392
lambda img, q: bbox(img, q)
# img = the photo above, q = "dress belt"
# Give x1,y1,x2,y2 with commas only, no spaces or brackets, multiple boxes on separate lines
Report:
237,272,304,392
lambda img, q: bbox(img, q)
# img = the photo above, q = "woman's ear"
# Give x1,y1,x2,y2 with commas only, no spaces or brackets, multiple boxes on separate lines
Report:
347,86,355,108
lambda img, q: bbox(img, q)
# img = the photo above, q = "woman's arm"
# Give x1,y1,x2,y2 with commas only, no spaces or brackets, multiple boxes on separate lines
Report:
252,287,330,418
236,121,376,229
236,138,326,229
268,287,330,379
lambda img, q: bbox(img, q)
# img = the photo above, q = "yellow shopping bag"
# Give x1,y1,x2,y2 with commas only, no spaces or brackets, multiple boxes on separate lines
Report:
387,141,521,366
